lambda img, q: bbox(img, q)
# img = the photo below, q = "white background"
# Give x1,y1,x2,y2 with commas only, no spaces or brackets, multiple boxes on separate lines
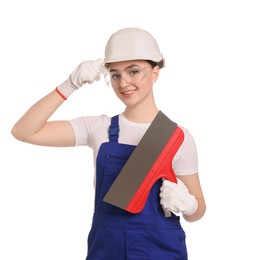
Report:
1,0,258,259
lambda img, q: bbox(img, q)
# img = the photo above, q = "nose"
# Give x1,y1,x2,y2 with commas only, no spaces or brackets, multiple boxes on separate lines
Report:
119,76,130,88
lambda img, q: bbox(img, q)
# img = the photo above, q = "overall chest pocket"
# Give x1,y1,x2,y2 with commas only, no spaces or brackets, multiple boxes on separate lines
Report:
102,156,127,195
95,155,129,214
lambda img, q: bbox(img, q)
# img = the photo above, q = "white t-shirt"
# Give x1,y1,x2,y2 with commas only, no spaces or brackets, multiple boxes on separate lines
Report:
70,114,198,183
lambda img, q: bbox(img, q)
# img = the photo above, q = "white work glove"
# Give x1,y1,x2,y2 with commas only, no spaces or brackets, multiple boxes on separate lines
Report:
57,58,108,98
160,178,198,216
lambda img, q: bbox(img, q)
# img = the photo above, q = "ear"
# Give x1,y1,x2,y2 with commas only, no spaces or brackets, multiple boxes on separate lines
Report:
151,66,160,84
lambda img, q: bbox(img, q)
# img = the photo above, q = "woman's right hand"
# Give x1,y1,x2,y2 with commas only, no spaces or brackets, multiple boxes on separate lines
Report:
57,58,107,98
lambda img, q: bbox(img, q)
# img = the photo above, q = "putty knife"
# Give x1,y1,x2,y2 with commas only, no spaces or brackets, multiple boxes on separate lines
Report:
103,111,184,213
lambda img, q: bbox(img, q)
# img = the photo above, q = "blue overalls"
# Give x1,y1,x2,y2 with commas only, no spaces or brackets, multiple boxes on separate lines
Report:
86,115,188,260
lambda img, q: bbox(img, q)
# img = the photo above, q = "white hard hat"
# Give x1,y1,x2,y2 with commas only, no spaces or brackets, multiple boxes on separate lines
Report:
104,27,165,68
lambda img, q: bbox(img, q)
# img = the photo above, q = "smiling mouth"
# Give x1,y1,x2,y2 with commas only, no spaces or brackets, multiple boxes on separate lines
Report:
121,89,137,95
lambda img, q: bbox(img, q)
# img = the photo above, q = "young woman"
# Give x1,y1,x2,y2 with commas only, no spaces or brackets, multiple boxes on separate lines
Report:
12,27,206,259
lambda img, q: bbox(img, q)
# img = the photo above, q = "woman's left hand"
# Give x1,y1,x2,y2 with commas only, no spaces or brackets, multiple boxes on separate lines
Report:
160,178,198,216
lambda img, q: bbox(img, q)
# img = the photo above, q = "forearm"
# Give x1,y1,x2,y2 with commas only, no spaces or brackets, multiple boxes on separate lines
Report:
11,89,64,141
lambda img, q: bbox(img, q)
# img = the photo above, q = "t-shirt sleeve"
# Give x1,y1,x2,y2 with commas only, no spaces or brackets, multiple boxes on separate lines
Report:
173,127,198,176
69,115,107,146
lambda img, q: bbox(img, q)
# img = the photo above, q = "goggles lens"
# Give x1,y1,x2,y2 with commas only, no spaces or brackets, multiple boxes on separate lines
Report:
104,66,151,87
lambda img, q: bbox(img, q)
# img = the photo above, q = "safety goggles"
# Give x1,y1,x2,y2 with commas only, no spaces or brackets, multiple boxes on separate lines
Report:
104,65,152,88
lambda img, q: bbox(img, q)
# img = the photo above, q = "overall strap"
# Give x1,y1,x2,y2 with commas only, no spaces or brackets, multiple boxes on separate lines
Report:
109,115,119,143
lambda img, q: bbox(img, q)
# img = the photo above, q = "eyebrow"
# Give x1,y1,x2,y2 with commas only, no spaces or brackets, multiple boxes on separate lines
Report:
109,64,141,73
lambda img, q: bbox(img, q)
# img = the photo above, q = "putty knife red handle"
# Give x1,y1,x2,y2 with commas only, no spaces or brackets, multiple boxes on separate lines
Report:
126,127,184,213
